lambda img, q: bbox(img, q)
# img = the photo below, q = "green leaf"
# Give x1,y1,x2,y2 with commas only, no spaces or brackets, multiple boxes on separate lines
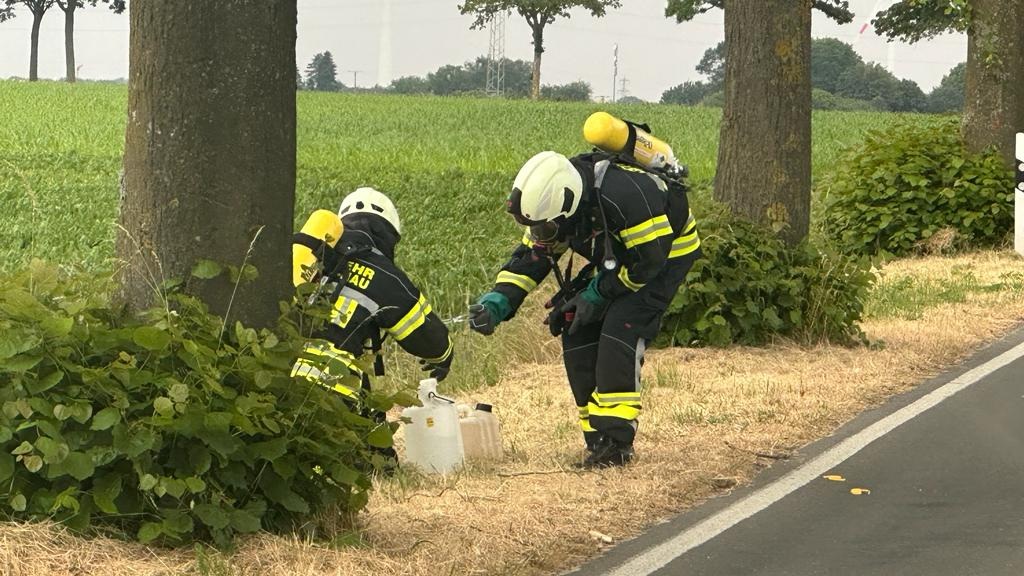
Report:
25,370,63,394
366,425,393,449
229,509,262,533
194,503,230,530
259,470,309,514
133,326,171,351
63,452,95,481
185,477,207,494
34,437,69,465
250,437,288,461
139,473,158,491
153,397,174,416
23,455,43,473
168,383,189,403
92,474,122,514
90,407,120,431
0,453,14,482
10,440,32,455
191,259,223,280
161,477,187,499
10,493,26,512
138,522,163,543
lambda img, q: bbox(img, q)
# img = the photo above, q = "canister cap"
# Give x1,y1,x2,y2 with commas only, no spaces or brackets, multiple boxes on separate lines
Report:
475,403,493,413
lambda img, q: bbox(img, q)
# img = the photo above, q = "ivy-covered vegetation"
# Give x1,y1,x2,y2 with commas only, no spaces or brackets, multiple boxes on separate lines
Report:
0,261,409,546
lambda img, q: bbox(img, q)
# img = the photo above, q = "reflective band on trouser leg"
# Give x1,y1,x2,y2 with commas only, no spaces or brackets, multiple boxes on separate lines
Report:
578,405,596,433
291,343,362,399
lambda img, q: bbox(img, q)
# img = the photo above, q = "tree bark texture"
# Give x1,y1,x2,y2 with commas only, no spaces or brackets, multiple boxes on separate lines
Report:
715,0,812,246
29,9,43,81
118,0,297,328
530,24,544,100
63,1,76,82
962,0,1024,168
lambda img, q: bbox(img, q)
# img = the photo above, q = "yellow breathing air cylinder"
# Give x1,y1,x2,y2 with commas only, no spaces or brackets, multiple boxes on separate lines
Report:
292,209,344,287
583,111,680,172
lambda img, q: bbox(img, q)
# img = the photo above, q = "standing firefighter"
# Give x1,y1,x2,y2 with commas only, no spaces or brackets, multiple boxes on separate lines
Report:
468,144,701,468
292,187,455,415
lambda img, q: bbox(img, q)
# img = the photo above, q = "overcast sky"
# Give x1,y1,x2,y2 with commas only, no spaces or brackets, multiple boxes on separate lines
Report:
0,0,967,102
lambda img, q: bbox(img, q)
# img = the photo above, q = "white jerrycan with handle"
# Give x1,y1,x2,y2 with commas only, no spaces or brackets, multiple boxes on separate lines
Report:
400,378,464,474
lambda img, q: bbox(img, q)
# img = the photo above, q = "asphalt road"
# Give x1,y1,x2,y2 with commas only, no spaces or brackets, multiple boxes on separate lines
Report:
569,328,1024,576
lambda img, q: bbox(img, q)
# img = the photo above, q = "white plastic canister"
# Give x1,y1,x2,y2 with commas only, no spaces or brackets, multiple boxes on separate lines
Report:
401,379,464,474
458,403,503,462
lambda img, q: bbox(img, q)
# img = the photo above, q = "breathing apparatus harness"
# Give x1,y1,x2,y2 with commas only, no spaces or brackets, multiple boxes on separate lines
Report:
293,233,389,377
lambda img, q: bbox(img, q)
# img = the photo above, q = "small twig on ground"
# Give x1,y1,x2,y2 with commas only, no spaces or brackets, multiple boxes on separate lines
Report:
497,466,591,478
725,440,792,460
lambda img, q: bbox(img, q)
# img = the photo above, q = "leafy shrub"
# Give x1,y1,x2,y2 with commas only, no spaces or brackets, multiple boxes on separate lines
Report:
658,200,874,347
0,261,409,546
820,119,1015,256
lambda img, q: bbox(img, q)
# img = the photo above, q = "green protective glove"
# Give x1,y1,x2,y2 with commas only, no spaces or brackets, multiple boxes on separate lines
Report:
468,292,512,336
560,278,608,336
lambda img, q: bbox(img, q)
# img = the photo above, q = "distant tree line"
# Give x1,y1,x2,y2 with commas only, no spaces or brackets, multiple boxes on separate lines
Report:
661,37,964,114
297,51,592,101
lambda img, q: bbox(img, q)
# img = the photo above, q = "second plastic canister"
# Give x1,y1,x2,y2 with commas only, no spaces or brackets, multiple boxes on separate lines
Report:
458,403,503,461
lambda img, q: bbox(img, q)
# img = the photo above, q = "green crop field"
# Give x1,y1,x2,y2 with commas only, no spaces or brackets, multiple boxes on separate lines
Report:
0,80,942,318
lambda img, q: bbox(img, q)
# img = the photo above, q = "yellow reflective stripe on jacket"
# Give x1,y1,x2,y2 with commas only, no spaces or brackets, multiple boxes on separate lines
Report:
619,214,672,249
331,296,359,328
496,270,538,293
669,232,701,259
423,335,454,364
521,233,536,248
387,293,431,341
617,266,645,292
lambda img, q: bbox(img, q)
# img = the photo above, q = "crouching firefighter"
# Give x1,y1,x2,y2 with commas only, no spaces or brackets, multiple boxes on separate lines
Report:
291,187,455,425
468,146,701,468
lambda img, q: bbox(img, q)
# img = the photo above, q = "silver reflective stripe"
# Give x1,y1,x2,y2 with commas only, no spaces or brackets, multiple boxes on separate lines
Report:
635,338,645,394
594,159,611,189
339,286,380,314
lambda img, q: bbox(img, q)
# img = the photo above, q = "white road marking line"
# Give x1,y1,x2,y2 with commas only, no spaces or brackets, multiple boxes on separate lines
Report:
602,340,1024,576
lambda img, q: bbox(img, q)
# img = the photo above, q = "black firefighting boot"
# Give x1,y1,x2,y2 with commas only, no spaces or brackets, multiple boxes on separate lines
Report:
581,435,634,469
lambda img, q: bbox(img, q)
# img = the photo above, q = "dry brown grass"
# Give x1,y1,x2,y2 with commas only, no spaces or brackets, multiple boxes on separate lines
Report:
4,251,1024,576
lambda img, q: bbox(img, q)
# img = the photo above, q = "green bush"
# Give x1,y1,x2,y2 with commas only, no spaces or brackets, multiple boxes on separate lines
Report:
0,261,409,546
820,119,1015,256
658,201,874,348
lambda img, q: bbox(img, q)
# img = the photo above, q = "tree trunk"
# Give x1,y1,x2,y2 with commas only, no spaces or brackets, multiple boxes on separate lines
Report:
714,0,812,247
118,0,297,328
29,9,43,81
63,1,76,82
962,0,1024,168
530,24,543,100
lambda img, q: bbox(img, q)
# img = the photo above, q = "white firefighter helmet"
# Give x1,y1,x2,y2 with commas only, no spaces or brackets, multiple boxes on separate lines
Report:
337,187,401,236
508,151,584,224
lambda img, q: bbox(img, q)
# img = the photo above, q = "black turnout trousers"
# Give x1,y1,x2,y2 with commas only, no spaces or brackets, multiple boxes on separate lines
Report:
562,250,700,448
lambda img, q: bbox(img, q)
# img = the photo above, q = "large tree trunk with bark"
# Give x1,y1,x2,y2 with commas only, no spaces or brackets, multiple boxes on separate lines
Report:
715,0,812,246
118,0,297,328
62,1,76,82
530,24,543,100
29,9,43,81
962,0,1024,168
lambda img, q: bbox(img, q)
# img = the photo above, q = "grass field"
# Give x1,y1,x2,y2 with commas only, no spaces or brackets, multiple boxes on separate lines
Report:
0,80,942,319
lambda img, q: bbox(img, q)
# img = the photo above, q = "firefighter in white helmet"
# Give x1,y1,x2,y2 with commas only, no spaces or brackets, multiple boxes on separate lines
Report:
469,151,701,468
292,187,454,413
